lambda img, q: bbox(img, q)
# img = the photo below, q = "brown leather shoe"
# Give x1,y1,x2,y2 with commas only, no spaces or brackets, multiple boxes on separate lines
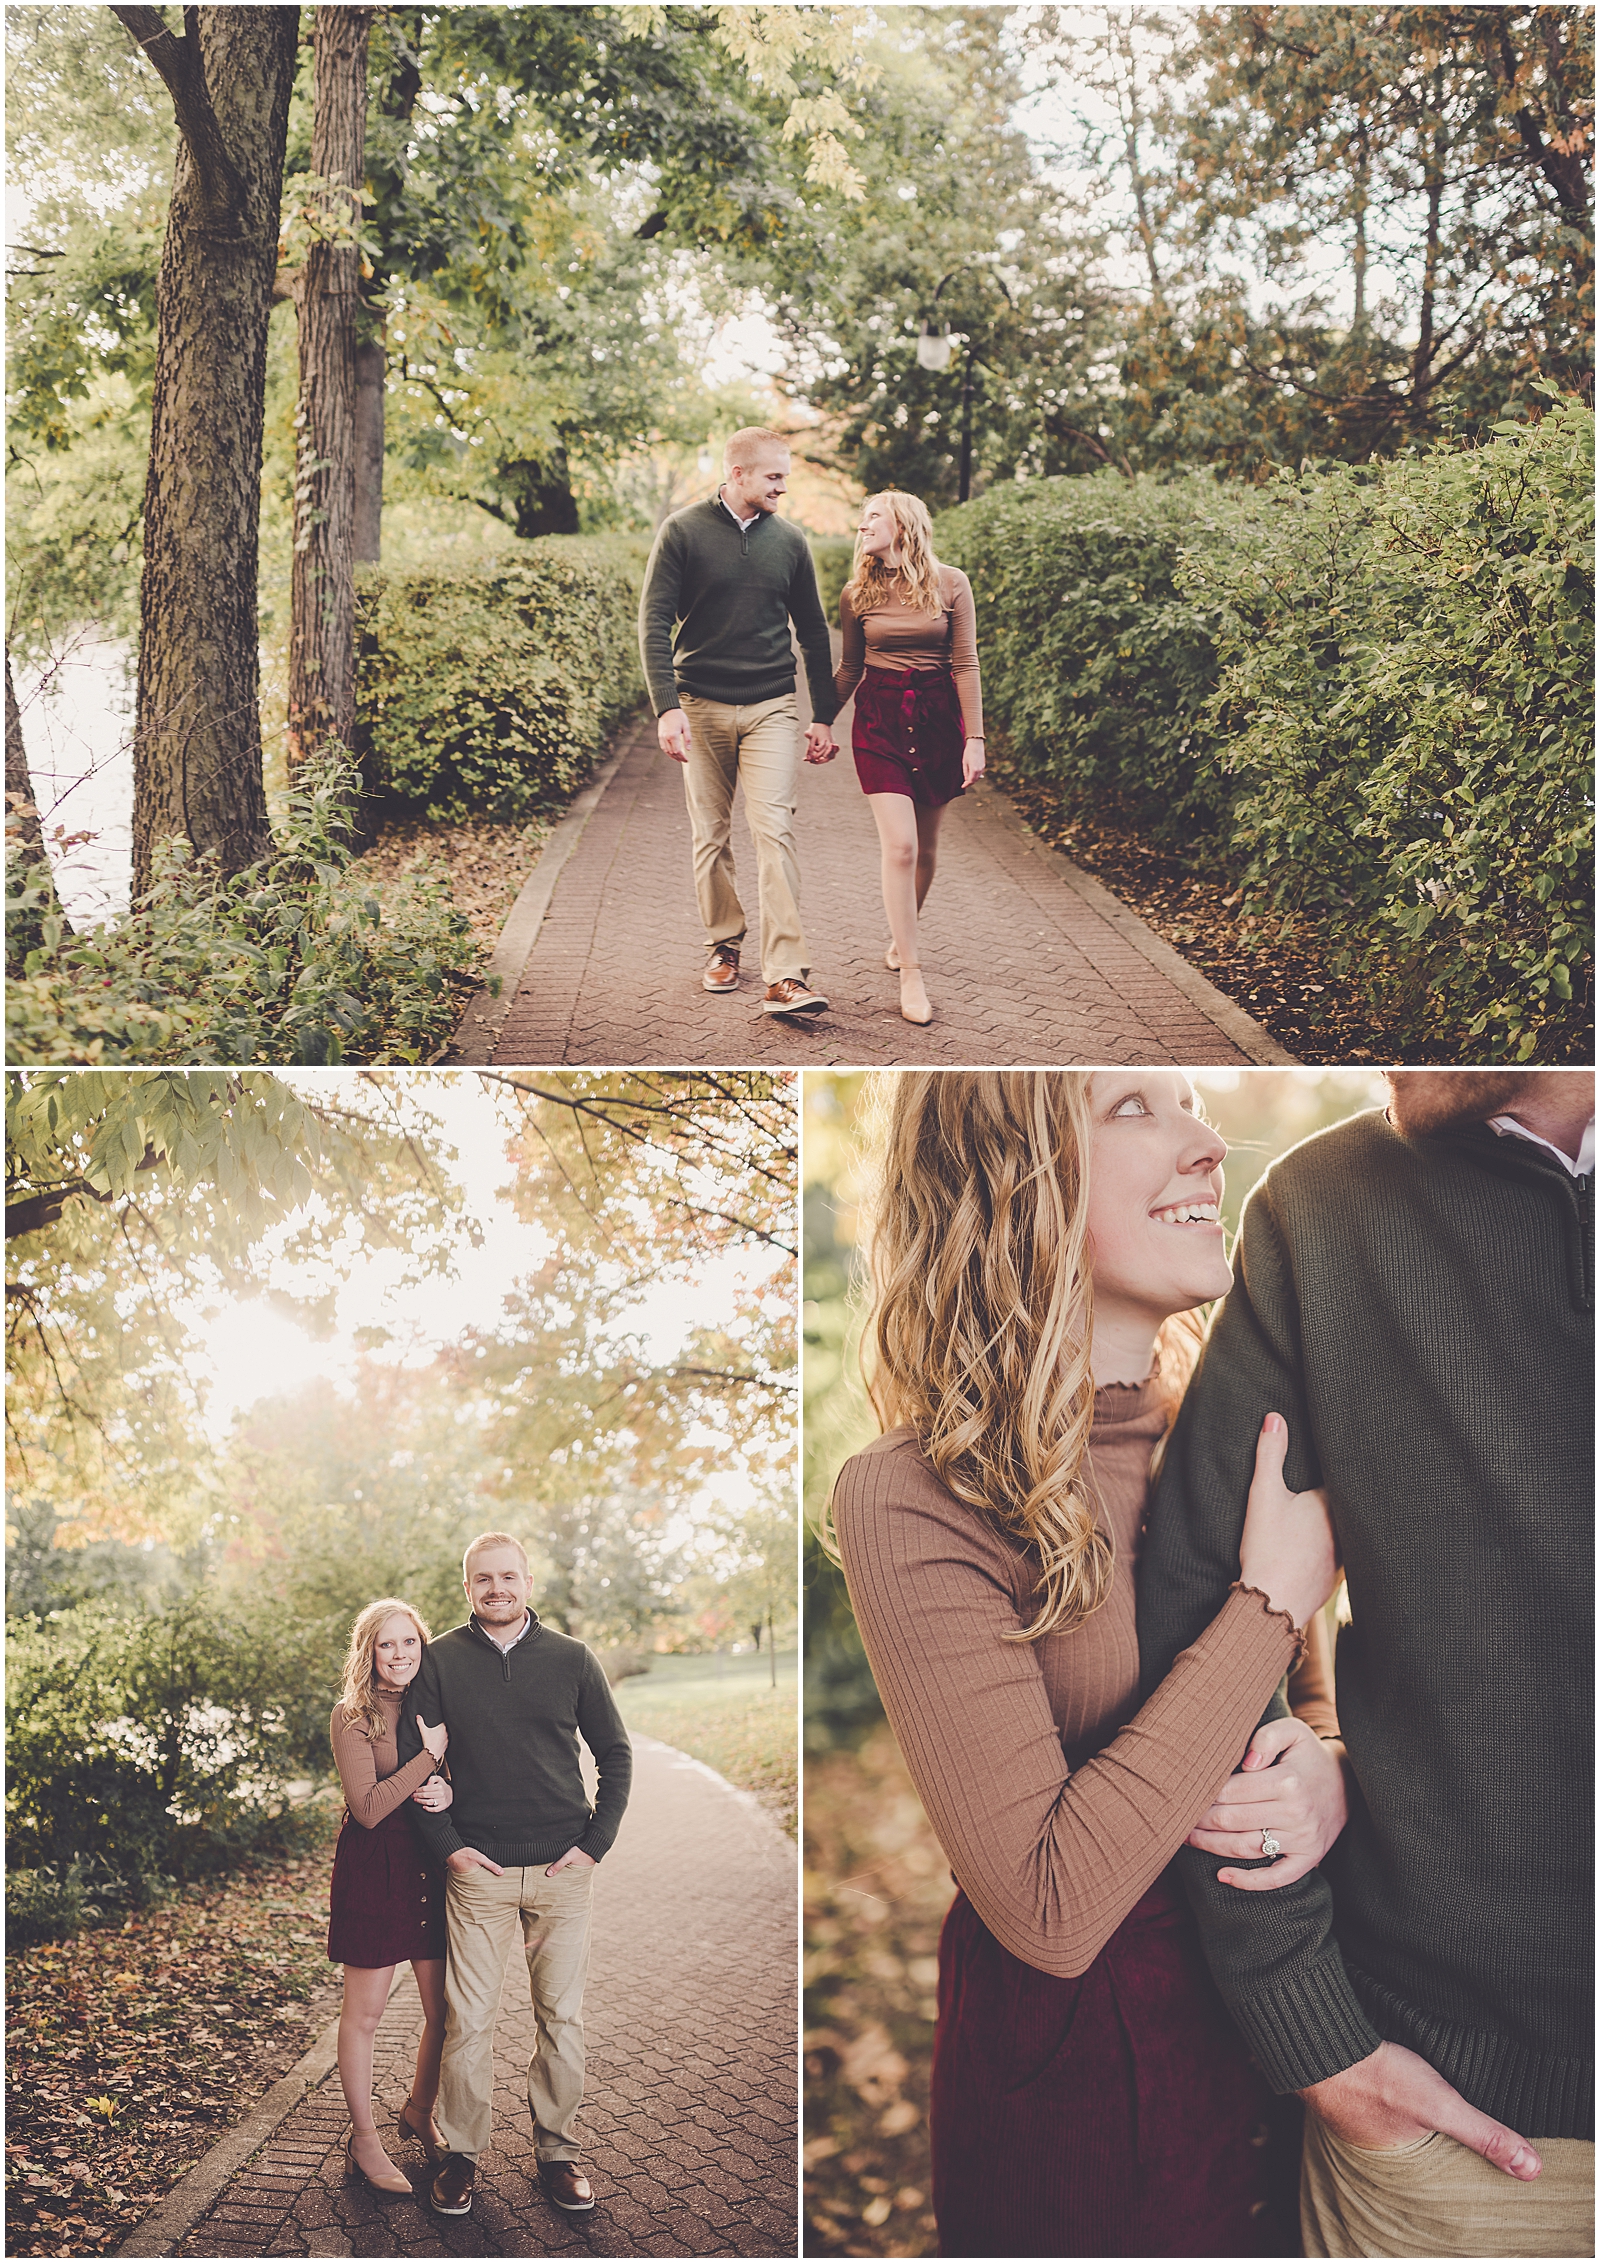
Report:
430,2153,474,2215
702,941,740,993
762,977,829,1016
539,2159,596,2212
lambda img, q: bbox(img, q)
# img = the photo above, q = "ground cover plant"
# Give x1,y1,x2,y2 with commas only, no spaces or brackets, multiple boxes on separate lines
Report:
613,1648,799,1837
4,1827,341,2260
6,755,480,1065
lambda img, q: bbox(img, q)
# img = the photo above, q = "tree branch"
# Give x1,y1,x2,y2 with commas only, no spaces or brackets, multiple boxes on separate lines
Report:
110,4,250,229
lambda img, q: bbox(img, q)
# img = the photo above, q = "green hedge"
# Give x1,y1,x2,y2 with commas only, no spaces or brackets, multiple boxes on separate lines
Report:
355,533,648,823
6,1598,334,1937
936,472,1245,823
937,399,1594,1059
1192,396,1593,1059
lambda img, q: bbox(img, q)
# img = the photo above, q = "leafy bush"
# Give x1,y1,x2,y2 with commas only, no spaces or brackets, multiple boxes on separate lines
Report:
6,753,479,1065
1190,393,1593,1058
936,471,1246,825
356,532,648,822
809,535,857,622
6,1597,334,1924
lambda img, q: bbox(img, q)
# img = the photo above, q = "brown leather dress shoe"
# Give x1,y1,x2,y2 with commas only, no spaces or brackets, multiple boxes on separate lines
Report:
702,942,740,993
430,2153,475,2215
539,2159,596,2212
761,976,829,1016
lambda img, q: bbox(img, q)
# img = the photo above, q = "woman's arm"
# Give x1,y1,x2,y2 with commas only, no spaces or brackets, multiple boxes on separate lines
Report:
833,1439,1303,1980
328,1705,437,1830
1186,1609,1348,1886
833,587,865,706
947,571,984,740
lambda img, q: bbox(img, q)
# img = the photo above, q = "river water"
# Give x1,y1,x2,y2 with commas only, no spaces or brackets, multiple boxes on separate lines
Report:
14,631,136,931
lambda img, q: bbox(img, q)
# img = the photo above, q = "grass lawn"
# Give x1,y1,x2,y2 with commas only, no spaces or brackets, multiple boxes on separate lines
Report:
612,1649,798,1838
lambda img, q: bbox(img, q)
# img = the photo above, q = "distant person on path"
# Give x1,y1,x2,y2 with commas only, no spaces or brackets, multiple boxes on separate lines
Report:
397,1533,633,2222
832,1070,1343,2256
1139,1067,1594,2259
834,492,986,1026
638,425,839,1019
327,1599,456,2196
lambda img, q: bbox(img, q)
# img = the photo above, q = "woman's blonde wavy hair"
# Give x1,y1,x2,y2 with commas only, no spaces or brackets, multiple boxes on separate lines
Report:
338,1598,432,1741
846,1071,1204,1642
844,491,946,618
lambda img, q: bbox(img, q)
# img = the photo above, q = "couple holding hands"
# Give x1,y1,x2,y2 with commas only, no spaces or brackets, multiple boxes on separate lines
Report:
639,426,985,1029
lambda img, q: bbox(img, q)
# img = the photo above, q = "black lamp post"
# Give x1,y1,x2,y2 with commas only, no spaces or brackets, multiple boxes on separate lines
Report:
916,265,1014,503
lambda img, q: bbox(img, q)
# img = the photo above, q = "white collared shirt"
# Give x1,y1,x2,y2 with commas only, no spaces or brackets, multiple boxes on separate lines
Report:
475,1611,532,1653
1487,1113,1595,1177
717,489,759,530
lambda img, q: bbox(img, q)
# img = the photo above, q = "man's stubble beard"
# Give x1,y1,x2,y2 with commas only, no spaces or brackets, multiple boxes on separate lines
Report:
1385,1070,1541,1137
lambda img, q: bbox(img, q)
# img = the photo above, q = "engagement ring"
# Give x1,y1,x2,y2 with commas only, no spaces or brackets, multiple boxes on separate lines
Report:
1260,1831,1281,1859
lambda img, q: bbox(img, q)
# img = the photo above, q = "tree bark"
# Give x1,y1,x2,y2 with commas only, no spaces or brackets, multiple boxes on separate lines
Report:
288,5,372,787
352,331,386,562
114,5,299,898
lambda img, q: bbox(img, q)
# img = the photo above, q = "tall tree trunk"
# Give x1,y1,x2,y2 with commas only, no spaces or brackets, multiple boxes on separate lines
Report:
288,5,372,788
1411,71,1448,413
352,11,425,563
352,331,386,562
6,645,58,967
1351,122,1370,333
113,6,299,898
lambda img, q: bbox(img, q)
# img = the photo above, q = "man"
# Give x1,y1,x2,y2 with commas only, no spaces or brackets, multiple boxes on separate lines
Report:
1138,1068,1593,2258
397,1532,632,2221
637,425,839,1016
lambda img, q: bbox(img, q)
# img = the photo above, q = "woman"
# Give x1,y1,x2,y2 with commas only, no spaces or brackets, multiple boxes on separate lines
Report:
328,1599,454,2196
829,1071,1347,2258
834,493,986,1027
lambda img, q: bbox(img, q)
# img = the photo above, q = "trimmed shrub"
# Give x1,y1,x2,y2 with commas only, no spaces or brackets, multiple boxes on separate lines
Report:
935,471,1248,825
1191,394,1593,1058
5,1597,334,1923
6,753,479,1065
356,533,648,823
809,535,857,623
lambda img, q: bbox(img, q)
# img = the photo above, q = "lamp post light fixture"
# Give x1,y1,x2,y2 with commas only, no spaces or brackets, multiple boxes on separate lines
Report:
914,264,1012,503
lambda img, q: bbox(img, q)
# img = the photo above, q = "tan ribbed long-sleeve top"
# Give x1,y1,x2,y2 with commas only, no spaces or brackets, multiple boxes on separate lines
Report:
831,1378,1305,1980
329,1688,436,1830
834,567,984,737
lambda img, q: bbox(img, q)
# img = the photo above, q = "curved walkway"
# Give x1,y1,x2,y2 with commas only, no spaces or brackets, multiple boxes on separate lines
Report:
124,1740,795,2259
458,706,1290,1069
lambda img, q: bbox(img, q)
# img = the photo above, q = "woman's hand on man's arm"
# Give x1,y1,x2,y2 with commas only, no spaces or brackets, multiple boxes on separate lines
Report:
1186,1715,1348,1888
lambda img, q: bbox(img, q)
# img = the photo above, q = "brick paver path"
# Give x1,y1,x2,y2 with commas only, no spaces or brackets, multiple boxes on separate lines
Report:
490,683,1282,1067
174,1739,796,2259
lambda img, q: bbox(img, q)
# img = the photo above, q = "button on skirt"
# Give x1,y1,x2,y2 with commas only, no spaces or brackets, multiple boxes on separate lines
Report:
851,664,966,807
327,1800,446,1968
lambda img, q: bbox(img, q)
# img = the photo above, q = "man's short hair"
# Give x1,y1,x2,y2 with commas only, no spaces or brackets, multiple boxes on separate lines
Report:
462,1530,529,1581
723,425,791,473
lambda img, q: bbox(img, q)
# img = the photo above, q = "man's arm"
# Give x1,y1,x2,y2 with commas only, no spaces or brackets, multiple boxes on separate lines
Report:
1137,1179,1384,2092
572,1654,633,1860
787,540,838,728
396,1650,468,1862
637,518,686,720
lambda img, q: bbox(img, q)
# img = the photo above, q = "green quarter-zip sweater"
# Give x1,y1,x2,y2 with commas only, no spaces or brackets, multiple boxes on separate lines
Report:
637,498,839,722
1137,1109,1593,2139
395,1614,632,1866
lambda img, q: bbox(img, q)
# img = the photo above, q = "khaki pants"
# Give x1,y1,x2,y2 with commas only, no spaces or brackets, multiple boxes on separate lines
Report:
436,1861,594,2163
679,691,806,984
1302,2108,1595,2257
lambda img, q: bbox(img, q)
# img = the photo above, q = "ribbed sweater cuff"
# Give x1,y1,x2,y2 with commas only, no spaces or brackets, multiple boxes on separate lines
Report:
1228,1953,1384,2092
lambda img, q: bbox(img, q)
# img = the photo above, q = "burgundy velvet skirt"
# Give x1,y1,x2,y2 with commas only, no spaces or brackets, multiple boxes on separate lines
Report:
851,664,966,806
929,1872,1301,2258
327,1800,446,1969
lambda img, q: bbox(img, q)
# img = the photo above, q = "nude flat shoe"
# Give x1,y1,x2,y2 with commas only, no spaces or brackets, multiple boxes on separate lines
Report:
898,965,934,1025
